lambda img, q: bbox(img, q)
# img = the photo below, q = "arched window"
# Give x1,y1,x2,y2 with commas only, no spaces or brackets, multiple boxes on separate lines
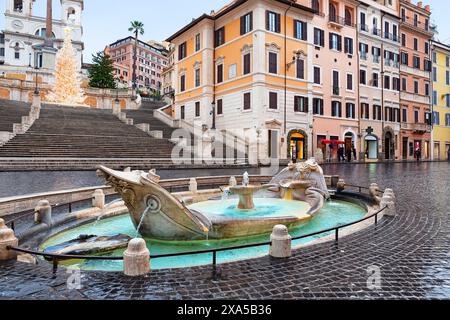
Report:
13,0,23,12
345,8,352,26
312,0,320,14
35,28,56,38
329,3,337,22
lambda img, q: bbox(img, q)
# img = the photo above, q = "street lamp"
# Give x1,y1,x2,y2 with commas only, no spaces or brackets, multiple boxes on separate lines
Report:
34,66,40,95
211,101,216,130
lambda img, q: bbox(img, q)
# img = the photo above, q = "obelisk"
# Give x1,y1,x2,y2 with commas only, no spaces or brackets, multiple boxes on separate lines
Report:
41,0,57,70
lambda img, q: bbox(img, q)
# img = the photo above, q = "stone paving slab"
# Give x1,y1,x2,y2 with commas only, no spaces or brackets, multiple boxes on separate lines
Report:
1,162,450,300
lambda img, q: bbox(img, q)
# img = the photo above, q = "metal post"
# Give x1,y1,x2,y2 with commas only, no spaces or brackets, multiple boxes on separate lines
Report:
375,213,378,225
212,251,218,280
68,203,72,213
52,258,58,275
10,221,15,231
335,228,339,242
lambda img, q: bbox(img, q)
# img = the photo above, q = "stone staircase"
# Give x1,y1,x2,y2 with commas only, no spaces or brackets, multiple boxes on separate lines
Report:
0,99,40,146
0,104,177,165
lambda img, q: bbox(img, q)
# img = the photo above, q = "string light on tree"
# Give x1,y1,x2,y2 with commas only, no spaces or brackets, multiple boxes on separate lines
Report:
47,27,85,105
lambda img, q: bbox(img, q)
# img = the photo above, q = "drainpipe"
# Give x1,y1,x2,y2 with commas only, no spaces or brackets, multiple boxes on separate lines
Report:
212,18,216,130
284,1,295,136
356,3,362,161
381,12,386,161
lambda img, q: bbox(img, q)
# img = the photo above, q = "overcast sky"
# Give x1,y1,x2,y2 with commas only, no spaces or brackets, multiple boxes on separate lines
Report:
1,0,449,63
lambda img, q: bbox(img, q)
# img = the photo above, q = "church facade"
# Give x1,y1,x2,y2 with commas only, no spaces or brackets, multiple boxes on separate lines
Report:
0,0,84,82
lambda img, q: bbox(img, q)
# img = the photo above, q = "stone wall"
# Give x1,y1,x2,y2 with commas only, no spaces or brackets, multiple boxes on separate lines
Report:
0,77,140,109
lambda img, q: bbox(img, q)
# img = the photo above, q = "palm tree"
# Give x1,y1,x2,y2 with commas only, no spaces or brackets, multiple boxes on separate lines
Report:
128,21,145,91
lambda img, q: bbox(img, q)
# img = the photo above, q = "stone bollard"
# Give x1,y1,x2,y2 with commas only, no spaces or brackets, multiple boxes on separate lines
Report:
337,179,346,193
380,190,396,217
229,176,237,187
34,200,52,226
269,225,292,258
189,178,198,193
123,238,150,277
0,218,18,261
92,189,105,209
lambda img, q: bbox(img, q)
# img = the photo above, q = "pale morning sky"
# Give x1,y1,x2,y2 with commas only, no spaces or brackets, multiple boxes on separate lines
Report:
1,0,449,63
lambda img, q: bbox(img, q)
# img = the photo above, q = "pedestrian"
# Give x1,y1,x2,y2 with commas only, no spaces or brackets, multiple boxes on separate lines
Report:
346,147,352,162
417,148,422,162
352,143,357,161
447,148,450,161
329,144,334,162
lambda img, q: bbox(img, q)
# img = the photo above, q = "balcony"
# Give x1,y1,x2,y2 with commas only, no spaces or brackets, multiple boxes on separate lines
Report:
373,55,380,63
372,28,382,37
401,122,431,133
328,15,355,29
360,24,369,32
360,52,368,61
401,92,430,104
400,17,434,36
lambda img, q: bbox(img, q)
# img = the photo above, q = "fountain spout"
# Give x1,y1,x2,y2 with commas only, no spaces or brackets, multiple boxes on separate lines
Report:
242,172,250,187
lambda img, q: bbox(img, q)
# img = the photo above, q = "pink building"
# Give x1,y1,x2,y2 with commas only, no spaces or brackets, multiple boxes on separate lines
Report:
298,0,359,161
105,36,168,93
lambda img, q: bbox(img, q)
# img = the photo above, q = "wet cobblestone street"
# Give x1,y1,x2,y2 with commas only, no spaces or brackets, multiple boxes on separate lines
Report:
1,162,450,300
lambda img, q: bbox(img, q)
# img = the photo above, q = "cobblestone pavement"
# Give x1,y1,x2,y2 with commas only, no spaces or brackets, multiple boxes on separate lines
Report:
1,162,450,300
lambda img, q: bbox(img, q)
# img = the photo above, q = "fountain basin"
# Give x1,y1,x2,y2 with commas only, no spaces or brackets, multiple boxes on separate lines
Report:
188,198,312,239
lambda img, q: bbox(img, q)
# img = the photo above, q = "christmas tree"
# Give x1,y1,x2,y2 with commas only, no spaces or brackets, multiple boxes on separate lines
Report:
47,27,85,105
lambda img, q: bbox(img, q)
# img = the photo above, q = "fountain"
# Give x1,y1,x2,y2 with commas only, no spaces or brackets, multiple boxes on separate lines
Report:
96,159,329,240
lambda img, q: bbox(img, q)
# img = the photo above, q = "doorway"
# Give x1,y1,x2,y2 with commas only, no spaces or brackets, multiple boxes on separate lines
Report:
402,137,408,160
384,131,393,160
364,135,378,159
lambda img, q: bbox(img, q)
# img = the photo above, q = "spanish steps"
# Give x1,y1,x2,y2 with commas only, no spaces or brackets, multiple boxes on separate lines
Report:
0,99,31,133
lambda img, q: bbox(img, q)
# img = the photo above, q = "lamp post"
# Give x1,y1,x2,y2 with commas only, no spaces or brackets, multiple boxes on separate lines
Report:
211,101,216,130
34,66,40,95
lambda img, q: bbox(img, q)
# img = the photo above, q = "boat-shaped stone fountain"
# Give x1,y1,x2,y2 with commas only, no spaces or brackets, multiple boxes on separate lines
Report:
96,158,330,241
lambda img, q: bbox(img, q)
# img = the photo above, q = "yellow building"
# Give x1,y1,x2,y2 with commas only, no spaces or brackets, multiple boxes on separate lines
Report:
431,41,450,161
166,0,317,161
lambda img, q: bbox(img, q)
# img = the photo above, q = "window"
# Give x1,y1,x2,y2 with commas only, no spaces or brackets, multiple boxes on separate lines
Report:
414,80,419,94
215,27,225,47
329,3,337,22
269,92,278,109
344,37,353,55
313,98,324,115
384,75,390,90
344,8,352,26
373,105,382,121
414,109,419,123
446,71,450,86
14,51,20,59
346,73,353,91
447,56,450,67
266,11,281,33
331,101,342,117
294,96,308,113
360,12,367,31
314,28,325,47
361,103,369,119
329,33,342,51
332,70,339,95
180,105,185,120
296,59,305,79
433,91,438,105
402,108,407,122
425,42,429,54
413,38,418,51
433,111,440,125
217,64,223,83
446,114,450,127
401,33,406,46
433,67,437,82
372,73,379,87
314,66,321,84
424,59,432,72
413,56,420,69
180,74,186,92
178,42,187,60
401,52,409,65
240,12,253,35
243,53,251,75
243,92,251,110
312,0,320,14
194,68,201,87
268,52,277,74
228,64,237,79
360,69,367,85
346,103,355,119
294,20,307,40
217,99,223,115
195,33,201,52
425,83,430,96
393,77,400,91
195,102,200,118
359,43,368,60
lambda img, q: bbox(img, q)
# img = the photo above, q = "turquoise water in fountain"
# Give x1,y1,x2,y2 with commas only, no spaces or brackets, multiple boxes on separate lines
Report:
40,200,366,271
189,198,311,219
